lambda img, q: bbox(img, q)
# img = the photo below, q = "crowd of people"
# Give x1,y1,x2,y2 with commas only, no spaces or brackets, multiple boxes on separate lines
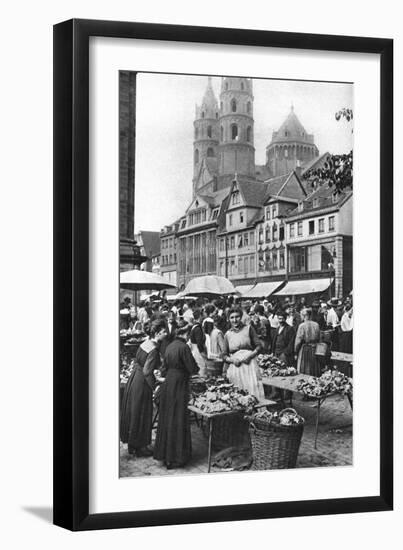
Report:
120,292,353,469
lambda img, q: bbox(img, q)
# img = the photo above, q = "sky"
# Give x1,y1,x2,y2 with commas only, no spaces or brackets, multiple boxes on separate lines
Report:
133,73,353,233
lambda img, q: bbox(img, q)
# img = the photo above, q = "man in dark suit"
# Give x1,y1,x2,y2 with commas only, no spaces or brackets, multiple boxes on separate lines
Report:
272,310,295,366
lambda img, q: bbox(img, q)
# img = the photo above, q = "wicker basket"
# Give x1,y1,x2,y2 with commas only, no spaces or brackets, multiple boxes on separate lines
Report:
249,409,304,470
212,412,251,450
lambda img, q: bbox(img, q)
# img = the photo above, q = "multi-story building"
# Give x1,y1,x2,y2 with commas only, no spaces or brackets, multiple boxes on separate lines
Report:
160,222,179,290
161,76,351,299
281,184,353,298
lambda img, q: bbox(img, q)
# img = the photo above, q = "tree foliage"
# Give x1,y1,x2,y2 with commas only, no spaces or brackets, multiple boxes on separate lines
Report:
302,108,353,193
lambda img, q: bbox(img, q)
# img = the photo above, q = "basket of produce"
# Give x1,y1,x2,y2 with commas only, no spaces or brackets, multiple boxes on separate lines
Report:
257,354,297,377
190,379,258,449
248,408,304,470
297,369,353,398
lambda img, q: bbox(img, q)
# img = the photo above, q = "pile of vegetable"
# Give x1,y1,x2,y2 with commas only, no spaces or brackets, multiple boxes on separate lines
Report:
248,408,304,426
297,369,353,398
257,354,297,377
190,380,258,414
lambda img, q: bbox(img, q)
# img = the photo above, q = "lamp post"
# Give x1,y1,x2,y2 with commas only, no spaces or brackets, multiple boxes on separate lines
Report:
132,241,149,313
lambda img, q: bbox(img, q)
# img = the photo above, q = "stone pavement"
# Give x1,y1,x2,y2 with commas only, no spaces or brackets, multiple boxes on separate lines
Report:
119,392,352,477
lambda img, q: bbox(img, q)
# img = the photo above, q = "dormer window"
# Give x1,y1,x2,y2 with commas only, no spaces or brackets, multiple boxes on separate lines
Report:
181,219,186,229
313,198,319,208
232,190,240,205
266,207,271,221
212,208,219,220
239,211,244,223
272,204,277,218
298,201,303,212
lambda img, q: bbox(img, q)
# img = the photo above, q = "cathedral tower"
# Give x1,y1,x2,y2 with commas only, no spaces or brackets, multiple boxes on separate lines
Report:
193,77,219,193
266,105,319,177
218,77,255,178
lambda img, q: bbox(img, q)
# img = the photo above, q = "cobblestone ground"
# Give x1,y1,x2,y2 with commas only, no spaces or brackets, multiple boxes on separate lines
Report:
119,392,352,477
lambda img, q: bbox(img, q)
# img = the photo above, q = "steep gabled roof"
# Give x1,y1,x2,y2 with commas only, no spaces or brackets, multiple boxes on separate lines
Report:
237,180,268,208
288,183,352,217
137,231,160,257
263,171,307,203
301,152,330,175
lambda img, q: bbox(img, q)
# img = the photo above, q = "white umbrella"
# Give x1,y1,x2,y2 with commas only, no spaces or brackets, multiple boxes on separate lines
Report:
182,275,237,296
120,269,176,291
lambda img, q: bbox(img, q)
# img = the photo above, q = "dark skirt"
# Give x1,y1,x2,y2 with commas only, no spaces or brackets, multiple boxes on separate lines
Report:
339,330,353,353
153,369,192,465
297,343,321,376
120,364,153,452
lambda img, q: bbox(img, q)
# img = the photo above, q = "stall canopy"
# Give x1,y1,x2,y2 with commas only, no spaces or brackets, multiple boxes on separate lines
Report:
235,284,255,296
242,281,284,299
120,269,176,291
274,278,333,296
182,275,236,296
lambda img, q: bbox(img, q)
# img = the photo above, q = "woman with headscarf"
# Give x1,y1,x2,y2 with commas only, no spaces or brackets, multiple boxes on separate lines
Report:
222,307,265,400
120,319,167,457
153,321,199,469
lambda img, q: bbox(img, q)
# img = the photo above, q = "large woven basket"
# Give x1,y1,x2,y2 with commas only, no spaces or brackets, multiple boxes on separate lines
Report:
249,409,304,470
212,412,251,450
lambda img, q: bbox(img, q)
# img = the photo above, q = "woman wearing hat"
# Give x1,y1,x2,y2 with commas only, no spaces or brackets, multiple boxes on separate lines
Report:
120,319,167,457
153,320,199,469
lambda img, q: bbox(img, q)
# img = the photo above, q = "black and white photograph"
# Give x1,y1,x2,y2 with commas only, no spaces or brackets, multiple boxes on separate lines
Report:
119,72,354,477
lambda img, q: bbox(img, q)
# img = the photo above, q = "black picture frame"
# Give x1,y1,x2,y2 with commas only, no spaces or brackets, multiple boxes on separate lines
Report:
53,18,393,531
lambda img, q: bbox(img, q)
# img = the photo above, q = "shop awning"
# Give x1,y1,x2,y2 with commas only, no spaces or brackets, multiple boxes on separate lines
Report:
274,278,333,296
242,281,284,298
235,284,255,296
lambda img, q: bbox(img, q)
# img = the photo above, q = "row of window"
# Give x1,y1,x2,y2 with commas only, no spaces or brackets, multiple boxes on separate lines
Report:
265,204,278,220
188,209,207,226
289,216,335,238
161,237,175,250
258,249,285,272
258,223,285,243
219,254,256,277
161,254,177,266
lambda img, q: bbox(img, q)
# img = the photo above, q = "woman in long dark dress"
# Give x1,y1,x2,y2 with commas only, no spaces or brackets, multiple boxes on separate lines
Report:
120,320,167,457
153,322,199,469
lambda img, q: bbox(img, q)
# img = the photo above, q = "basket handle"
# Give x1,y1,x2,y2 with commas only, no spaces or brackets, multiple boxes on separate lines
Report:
279,408,298,418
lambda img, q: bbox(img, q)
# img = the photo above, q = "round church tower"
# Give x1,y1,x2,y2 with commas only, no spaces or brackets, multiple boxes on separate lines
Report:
193,77,219,183
218,77,255,178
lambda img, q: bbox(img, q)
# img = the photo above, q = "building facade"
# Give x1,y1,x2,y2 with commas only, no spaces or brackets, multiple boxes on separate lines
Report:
160,76,352,299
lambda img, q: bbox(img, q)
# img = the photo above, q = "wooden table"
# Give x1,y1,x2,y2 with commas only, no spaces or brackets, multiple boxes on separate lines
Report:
188,398,276,473
261,374,352,449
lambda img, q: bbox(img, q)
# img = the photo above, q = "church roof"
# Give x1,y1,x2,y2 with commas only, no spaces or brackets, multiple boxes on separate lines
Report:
202,77,218,108
269,106,315,145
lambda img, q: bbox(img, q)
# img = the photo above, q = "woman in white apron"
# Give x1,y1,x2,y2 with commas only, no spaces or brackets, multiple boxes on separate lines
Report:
222,307,265,401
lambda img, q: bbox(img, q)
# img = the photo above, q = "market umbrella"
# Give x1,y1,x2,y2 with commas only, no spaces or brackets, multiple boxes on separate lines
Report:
120,269,176,291
182,275,237,296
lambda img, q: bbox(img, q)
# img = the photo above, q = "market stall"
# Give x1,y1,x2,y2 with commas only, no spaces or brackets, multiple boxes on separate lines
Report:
257,354,353,449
